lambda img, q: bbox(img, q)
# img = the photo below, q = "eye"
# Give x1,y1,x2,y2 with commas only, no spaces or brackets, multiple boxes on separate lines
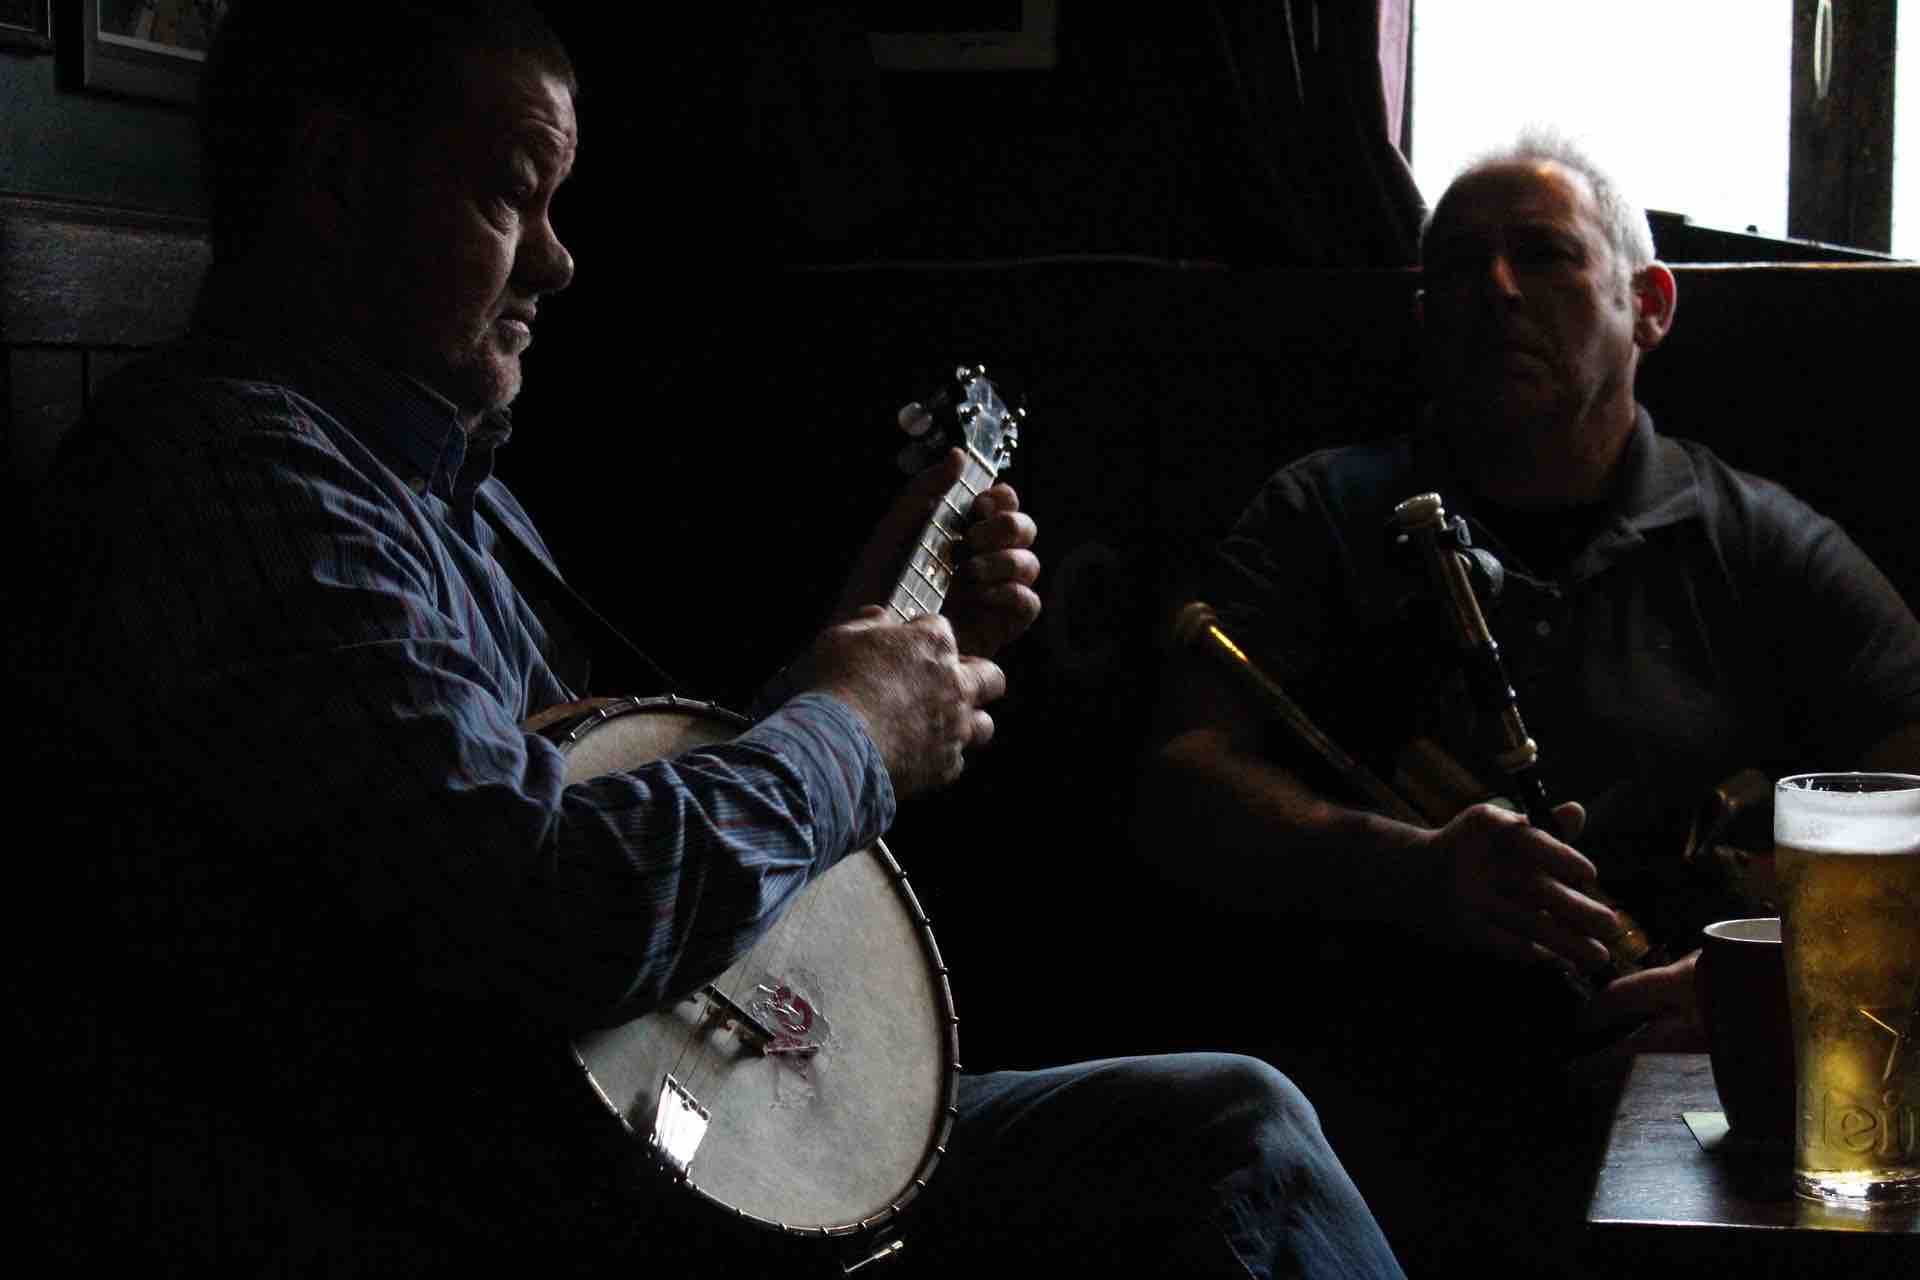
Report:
1509,234,1579,268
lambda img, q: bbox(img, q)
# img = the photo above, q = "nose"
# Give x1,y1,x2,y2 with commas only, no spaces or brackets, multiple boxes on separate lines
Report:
520,212,574,297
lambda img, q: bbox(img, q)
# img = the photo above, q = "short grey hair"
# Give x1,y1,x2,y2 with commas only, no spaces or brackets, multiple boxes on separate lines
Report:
1425,128,1657,279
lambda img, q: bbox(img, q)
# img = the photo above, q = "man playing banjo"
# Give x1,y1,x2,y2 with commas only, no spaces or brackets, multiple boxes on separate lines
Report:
10,3,1405,1276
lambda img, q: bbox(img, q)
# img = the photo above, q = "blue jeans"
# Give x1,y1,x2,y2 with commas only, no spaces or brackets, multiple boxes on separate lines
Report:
17,1048,1404,1277
892,1053,1407,1279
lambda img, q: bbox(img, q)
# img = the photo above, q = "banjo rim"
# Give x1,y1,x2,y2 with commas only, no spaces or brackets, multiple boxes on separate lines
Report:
536,693,962,1236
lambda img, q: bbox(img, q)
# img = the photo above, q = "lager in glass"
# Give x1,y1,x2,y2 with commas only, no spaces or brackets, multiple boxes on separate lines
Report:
1775,772,1920,1206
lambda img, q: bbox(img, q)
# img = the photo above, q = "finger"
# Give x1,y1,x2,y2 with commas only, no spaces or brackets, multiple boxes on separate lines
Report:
969,481,1022,521
1476,868,1617,966
1498,820,1599,890
901,610,955,631
1538,916,1612,973
963,507,1038,556
952,578,1044,628
958,655,1008,707
950,582,1044,661
871,451,965,549
1552,799,1586,841
1587,974,1675,1027
832,455,966,622
1591,953,1699,1022
1462,808,1601,903
910,448,967,499
829,604,894,635
1515,873,1621,943
967,707,997,750
959,547,1043,588
1481,895,1613,972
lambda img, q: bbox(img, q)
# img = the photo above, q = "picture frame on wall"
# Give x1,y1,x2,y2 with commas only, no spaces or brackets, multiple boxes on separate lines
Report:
867,0,1059,72
68,0,227,104
1,0,53,54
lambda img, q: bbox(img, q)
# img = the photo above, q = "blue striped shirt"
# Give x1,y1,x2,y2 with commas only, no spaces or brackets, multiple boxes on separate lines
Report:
18,329,895,1029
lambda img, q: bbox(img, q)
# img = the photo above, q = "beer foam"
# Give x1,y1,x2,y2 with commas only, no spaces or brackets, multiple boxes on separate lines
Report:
1776,774,1920,853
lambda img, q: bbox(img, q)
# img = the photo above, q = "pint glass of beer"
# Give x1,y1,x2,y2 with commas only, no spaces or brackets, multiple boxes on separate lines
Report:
1775,773,1920,1205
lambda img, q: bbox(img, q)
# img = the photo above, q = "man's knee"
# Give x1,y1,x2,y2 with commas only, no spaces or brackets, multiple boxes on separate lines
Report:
1154,1052,1330,1162
1198,1052,1320,1121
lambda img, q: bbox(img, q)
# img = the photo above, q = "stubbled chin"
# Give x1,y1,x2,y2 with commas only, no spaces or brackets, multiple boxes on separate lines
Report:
483,358,522,411
1444,372,1553,412
1437,385,1563,447
431,348,521,419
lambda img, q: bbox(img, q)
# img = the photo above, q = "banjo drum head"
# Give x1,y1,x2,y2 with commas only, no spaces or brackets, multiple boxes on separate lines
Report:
549,697,959,1234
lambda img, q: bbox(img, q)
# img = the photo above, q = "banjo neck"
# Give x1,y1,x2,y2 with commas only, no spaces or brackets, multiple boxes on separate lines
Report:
885,365,1022,625
886,449,1000,624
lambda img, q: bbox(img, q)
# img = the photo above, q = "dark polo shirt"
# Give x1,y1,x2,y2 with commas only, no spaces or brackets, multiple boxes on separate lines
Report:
1205,407,1920,962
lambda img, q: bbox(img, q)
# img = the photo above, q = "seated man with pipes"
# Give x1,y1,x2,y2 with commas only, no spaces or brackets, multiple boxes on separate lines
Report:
1139,131,1920,1274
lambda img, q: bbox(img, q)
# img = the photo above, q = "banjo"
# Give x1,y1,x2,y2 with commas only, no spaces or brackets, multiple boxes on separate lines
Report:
523,366,1023,1266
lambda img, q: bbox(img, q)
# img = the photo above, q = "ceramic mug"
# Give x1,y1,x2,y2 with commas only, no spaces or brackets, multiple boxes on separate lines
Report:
1695,916,1794,1139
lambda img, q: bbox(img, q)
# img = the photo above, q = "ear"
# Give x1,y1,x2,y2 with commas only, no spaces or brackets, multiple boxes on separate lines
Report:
287,105,374,250
1630,262,1677,352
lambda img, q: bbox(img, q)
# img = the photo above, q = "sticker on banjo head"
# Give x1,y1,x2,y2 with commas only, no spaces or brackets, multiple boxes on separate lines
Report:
750,974,834,1106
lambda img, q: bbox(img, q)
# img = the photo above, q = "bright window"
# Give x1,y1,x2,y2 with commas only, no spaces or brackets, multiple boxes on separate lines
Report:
1411,1,1792,239
1893,0,1920,256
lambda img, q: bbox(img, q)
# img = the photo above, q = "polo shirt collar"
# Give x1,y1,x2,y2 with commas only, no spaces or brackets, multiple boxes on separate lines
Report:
1410,403,1701,585
1612,405,1699,534
1543,406,1696,582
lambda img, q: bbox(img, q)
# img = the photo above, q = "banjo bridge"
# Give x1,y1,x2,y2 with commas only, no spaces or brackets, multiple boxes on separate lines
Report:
700,981,781,1046
649,1073,711,1181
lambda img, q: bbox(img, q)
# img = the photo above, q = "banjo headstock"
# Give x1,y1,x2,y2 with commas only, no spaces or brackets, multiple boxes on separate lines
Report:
884,365,1028,623
894,364,1024,481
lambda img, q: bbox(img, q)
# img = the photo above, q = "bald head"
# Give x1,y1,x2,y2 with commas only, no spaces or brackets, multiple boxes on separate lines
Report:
1424,132,1655,290
1417,151,1677,507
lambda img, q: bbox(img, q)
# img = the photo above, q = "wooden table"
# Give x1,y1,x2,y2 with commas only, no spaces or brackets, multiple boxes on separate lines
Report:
1585,1053,1916,1276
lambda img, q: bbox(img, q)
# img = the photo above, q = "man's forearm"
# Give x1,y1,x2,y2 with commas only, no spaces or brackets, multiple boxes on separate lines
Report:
1142,727,1443,929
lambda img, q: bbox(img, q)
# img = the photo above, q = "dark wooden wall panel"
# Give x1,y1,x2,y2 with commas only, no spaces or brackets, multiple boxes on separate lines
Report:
7,348,85,493
88,348,143,396
1638,263,1920,613
0,198,209,347
1,196,208,498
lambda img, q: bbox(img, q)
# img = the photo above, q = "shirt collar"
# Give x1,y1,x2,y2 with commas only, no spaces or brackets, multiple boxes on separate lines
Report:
1409,404,1701,584
188,310,515,501
1610,404,1699,534
299,342,517,502
302,337,472,495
